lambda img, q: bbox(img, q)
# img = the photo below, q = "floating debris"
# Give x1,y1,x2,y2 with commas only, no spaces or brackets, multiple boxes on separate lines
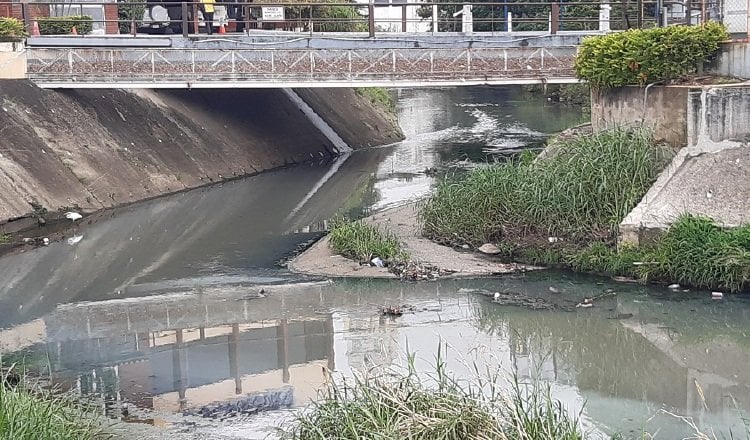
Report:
711,291,724,300
576,297,594,308
381,304,417,317
459,288,562,311
389,262,444,281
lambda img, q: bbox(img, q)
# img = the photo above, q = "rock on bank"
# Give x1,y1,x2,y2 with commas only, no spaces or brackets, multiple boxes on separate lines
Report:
0,81,403,229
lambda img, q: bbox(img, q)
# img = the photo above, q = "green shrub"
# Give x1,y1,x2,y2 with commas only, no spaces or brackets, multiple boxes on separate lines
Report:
38,15,93,35
575,23,729,87
0,17,26,39
117,0,144,34
421,127,669,245
328,217,408,263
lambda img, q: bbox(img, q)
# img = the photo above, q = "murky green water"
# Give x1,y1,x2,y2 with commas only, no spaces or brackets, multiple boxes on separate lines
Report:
1,87,748,439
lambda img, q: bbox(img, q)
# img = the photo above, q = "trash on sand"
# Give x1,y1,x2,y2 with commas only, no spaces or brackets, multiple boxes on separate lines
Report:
371,257,385,268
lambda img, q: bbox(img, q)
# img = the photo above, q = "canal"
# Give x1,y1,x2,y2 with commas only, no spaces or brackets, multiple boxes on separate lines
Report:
0,86,748,439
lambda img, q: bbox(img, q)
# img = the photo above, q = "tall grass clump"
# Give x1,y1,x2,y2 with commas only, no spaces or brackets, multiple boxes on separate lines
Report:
640,215,750,292
0,367,107,440
567,216,750,292
281,351,584,440
328,217,408,262
421,127,668,246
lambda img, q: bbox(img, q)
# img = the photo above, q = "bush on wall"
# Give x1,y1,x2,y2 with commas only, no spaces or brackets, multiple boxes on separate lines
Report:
575,22,728,88
0,17,26,39
38,15,93,35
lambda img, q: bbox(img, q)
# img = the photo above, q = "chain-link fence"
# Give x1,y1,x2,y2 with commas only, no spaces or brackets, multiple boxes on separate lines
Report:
718,0,749,35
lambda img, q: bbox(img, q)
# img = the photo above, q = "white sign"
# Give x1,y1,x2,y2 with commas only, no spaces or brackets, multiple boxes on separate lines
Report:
262,6,285,21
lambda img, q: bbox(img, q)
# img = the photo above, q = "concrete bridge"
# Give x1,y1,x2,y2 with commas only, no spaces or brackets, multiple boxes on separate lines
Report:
23,33,585,88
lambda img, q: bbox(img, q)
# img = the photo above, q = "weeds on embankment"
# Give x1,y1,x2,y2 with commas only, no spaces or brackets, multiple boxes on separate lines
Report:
570,216,750,292
421,127,750,292
421,127,668,246
0,366,108,440
281,349,584,440
328,217,408,263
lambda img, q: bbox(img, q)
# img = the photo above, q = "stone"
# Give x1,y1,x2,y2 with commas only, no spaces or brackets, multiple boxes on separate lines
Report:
477,243,502,254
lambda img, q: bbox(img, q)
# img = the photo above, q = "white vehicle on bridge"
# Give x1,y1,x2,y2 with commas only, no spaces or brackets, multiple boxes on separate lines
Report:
139,1,227,34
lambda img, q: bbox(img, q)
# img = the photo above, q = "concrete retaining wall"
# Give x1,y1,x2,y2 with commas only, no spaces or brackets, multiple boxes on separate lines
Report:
0,81,403,228
591,86,689,148
613,85,750,246
687,86,750,146
708,41,750,80
0,42,26,79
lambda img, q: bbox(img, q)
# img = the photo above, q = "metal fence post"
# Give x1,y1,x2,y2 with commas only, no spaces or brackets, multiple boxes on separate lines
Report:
432,3,438,32
21,2,29,34
401,4,407,32
368,1,375,37
550,3,560,34
636,0,643,27
181,2,188,37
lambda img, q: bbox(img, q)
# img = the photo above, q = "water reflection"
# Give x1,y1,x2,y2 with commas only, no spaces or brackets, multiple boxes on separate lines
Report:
2,275,750,437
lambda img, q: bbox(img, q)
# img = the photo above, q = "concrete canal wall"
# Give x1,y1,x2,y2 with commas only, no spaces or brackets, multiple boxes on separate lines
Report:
0,81,403,230
591,84,750,245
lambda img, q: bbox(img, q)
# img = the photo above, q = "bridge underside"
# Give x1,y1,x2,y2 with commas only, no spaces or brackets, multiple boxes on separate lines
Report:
26,35,580,88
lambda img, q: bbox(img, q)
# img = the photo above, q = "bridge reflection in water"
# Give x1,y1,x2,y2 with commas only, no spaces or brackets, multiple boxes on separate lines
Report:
31,282,336,417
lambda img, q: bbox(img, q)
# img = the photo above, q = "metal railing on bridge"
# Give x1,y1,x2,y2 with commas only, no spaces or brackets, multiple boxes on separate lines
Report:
24,45,580,87
7,0,744,39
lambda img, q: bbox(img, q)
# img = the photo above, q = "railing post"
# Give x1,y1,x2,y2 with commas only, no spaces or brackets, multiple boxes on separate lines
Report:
432,3,438,33
401,4,407,32
661,6,668,26
636,0,643,28
21,2,30,35
181,2,188,37
599,3,611,31
507,11,512,32
368,1,375,37
550,3,559,34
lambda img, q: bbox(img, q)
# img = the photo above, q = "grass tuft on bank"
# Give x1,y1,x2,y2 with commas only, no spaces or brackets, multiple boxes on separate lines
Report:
421,127,669,246
570,215,750,292
355,87,397,114
329,217,408,263
281,352,583,440
0,367,108,440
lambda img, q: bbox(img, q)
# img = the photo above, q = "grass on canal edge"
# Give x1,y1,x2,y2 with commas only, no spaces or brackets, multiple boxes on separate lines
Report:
420,126,750,292
328,217,409,263
0,366,109,440
421,127,669,246
568,216,750,292
281,349,584,440
355,87,397,114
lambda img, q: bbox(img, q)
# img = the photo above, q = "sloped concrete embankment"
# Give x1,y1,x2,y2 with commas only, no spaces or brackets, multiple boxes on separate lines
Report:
591,84,750,245
0,81,403,231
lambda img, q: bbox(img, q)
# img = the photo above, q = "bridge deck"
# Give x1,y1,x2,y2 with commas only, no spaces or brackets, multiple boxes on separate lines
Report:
26,34,583,88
